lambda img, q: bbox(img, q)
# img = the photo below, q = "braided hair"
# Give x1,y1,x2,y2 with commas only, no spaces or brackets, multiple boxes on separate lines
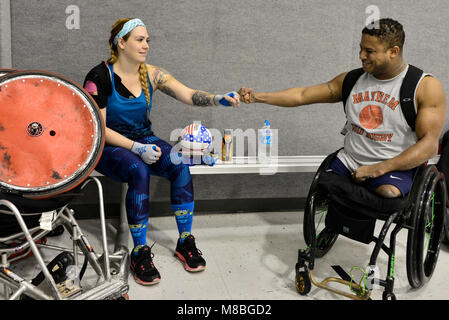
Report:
108,18,151,107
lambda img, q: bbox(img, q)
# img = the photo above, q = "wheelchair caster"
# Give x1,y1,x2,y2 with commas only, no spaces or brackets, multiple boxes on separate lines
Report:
295,270,311,295
382,292,396,300
116,294,129,300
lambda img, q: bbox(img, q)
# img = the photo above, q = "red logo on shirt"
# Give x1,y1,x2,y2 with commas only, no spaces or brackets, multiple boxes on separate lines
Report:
359,105,383,130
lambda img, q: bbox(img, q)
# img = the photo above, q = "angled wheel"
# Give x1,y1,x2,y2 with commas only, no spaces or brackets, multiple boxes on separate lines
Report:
303,152,339,258
407,166,446,288
0,70,105,199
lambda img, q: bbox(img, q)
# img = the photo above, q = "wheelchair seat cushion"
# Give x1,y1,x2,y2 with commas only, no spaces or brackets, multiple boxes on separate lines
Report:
0,185,84,214
317,171,408,219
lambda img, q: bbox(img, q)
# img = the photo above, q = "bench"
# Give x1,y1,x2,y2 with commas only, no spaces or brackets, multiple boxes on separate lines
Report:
91,155,327,213
90,155,327,252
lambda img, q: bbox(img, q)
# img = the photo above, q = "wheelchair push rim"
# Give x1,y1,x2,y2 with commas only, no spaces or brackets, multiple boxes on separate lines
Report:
406,166,446,288
0,70,105,199
420,173,446,278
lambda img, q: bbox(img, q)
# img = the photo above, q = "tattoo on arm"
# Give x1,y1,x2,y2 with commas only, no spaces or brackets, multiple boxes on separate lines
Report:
327,82,335,101
160,85,177,99
153,67,170,87
192,91,214,106
152,67,178,99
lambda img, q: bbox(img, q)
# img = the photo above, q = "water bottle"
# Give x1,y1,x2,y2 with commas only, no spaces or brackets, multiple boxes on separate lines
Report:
259,120,272,160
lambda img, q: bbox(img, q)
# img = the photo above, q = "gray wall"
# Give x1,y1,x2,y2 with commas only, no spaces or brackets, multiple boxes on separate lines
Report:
0,0,11,68
3,0,449,212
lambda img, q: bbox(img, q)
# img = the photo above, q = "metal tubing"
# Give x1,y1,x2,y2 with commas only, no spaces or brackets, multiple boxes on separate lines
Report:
0,200,62,300
63,208,104,279
309,270,371,300
8,284,26,300
81,177,111,281
0,272,54,300
114,183,130,254
72,220,79,269
369,212,399,266
387,219,403,279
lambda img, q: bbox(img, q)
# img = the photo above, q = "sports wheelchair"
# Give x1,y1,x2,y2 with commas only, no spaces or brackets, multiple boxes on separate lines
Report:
295,150,447,300
0,69,130,300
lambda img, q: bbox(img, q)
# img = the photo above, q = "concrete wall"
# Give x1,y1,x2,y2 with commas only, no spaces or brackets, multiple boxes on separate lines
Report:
3,0,449,214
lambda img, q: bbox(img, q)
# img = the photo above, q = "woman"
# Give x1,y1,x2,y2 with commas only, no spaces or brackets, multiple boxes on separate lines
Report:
83,18,239,286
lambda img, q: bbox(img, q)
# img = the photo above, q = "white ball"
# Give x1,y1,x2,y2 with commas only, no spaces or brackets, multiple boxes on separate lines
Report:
180,123,212,155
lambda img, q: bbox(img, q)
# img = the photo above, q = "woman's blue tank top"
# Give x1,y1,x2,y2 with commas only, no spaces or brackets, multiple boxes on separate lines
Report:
106,63,154,139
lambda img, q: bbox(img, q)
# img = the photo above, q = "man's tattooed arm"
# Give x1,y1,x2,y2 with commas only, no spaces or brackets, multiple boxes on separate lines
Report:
192,91,215,107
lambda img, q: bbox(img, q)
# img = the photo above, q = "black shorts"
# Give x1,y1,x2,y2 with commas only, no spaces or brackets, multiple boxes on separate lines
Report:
328,157,414,197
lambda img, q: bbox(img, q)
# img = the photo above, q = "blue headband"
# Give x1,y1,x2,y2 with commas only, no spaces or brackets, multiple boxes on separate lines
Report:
113,18,146,45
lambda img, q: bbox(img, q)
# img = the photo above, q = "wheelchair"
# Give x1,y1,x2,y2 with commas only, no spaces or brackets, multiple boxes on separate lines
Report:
0,69,130,300
295,149,447,300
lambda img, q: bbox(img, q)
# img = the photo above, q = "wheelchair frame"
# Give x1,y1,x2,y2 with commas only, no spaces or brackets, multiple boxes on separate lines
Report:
0,177,130,300
295,152,447,300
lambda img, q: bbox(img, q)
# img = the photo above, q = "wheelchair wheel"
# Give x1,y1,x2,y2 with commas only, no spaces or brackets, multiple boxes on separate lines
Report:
0,70,105,199
303,153,338,258
406,166,446,288
382,292,397,300
295,270,311,295
443,207,449,244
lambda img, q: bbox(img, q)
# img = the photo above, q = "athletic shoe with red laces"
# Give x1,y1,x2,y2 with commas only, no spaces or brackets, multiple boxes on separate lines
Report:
174,235,206,272
130,245,161,285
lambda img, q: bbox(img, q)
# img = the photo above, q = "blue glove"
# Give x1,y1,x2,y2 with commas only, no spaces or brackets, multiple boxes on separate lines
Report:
182,153,216,167
131,142,160,164
214,91,239,107
201,154,216,166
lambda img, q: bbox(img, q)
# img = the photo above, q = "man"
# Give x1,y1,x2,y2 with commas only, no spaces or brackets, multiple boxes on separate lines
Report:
239,18,446,199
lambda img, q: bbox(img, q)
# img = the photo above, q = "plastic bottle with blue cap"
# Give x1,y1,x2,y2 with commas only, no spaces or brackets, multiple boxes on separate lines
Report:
259,120,273,161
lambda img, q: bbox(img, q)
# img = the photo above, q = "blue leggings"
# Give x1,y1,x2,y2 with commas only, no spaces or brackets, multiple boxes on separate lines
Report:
95,135,194,247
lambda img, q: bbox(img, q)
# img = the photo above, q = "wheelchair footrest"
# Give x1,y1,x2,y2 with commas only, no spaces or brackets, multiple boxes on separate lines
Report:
56,280,82,299
21,251,79,300
31,251,75,286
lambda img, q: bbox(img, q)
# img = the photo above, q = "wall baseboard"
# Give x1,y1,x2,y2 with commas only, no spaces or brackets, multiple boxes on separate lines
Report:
70,198,306,220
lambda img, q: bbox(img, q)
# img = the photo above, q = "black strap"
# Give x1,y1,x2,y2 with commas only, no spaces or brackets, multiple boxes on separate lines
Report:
399,64,424,132
341,65,424,131
331,265,353,282
341,68,364,113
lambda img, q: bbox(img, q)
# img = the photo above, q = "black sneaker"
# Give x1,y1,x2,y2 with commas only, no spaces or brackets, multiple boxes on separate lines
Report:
174,235,206,272
130,245,161,285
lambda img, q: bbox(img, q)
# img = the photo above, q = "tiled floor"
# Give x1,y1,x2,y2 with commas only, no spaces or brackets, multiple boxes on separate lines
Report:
3,210,449,300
